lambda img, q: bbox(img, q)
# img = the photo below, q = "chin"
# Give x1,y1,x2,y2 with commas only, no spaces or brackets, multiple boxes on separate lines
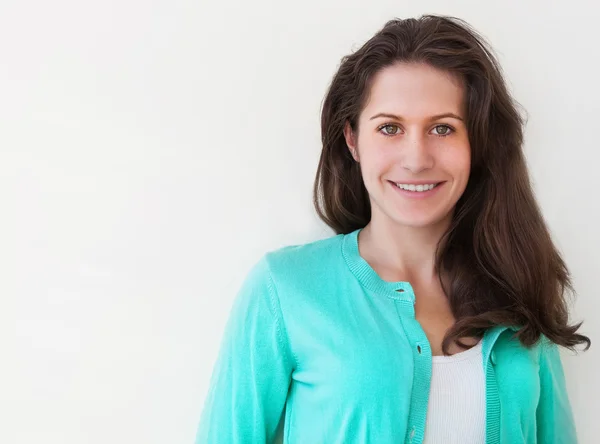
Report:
390,212,451,229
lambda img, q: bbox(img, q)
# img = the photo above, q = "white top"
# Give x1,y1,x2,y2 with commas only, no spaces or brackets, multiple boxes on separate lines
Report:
422,340,486,444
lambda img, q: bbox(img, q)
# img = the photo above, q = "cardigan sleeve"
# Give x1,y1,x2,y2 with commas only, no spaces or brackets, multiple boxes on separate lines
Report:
536,338,578,443
195,256,295,444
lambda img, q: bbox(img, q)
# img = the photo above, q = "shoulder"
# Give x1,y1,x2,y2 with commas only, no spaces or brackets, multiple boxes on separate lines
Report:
261,231,346,281
495,329,564,368
237,231,352,310
236,231,347,305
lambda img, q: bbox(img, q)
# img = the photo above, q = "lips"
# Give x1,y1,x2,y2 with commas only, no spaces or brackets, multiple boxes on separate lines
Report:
388,180,446,198
393,182,441,192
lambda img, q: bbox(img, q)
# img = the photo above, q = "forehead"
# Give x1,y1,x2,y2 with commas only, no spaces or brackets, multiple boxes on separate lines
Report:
362,62,466,118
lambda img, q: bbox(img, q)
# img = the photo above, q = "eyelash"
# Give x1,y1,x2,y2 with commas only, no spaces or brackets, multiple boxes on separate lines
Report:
377,123,455,138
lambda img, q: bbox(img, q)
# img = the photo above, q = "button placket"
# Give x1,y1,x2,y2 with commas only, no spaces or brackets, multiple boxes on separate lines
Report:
390,287,431,444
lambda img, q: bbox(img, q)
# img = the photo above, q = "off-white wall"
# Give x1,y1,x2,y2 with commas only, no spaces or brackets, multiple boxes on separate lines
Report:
1,0,598,442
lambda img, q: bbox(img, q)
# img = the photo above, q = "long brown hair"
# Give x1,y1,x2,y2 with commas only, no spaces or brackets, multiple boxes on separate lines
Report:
313,15,590,354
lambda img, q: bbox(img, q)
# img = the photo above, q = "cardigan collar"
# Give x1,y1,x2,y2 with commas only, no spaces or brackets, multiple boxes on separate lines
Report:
341,227,516,352
341,227,416,303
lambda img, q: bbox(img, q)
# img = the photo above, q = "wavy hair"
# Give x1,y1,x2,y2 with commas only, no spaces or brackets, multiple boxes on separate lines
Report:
313,15,590,353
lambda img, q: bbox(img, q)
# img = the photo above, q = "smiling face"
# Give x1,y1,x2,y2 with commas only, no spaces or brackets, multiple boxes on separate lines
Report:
343,62,471,230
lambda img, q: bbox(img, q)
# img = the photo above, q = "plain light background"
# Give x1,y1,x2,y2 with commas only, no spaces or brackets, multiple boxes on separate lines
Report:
1,0,599,442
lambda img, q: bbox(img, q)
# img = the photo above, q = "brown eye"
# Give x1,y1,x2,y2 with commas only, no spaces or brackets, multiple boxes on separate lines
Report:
380,124,400,135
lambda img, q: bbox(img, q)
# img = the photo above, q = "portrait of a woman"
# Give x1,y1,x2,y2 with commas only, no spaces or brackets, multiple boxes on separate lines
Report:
196,15,590,444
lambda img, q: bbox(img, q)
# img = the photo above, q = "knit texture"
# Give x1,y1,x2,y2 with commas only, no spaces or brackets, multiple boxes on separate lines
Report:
196,228,577,444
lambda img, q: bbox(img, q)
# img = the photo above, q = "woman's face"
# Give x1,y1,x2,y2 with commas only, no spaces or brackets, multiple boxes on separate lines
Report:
344,62,471,230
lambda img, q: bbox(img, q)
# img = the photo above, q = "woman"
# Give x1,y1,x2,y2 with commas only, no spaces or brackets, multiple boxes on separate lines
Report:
196,15,590,444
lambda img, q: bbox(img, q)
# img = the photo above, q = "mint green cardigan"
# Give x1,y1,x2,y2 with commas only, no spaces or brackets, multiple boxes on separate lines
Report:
196,228,577,443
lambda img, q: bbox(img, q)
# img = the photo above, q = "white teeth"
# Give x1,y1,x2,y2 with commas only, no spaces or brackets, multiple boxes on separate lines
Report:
395,183,438,192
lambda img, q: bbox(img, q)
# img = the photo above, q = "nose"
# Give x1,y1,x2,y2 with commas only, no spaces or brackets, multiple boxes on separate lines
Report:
400,133,434,174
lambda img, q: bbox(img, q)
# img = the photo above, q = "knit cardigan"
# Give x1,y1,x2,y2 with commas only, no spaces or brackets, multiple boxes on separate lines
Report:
196,228,577,443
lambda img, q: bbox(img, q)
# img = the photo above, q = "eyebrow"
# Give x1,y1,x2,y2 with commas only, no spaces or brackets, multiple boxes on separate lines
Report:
369,112,464,122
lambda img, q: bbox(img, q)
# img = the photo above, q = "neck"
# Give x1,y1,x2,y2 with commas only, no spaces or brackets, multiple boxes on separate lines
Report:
359,212,452,281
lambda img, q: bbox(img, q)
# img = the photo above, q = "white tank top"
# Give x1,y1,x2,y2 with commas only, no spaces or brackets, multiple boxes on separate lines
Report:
422,340,486,444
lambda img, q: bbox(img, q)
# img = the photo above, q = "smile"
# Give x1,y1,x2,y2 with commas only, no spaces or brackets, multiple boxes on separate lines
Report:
393,182,441,192
388,180,446,199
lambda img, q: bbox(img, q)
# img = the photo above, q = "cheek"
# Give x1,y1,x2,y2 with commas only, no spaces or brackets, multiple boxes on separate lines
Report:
356,141,389,178
358,138,396,171
360,154,394,189
441,145,471,178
